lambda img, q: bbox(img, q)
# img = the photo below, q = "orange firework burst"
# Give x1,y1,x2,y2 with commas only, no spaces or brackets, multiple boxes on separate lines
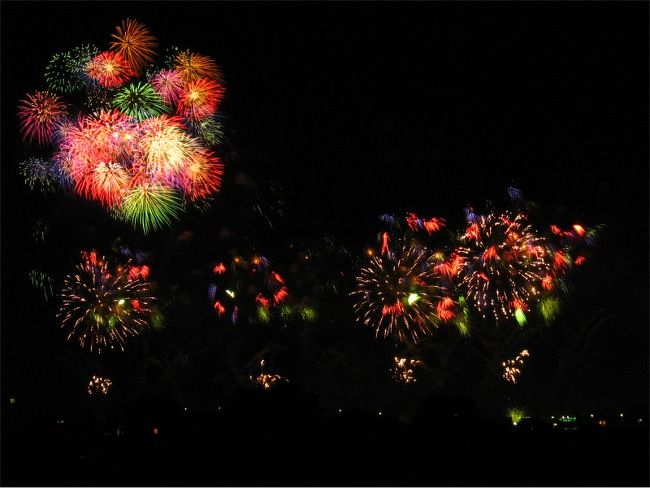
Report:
110,18,157,75
177,78,224,120
175,51,222,82
18,91,67,146
86,51,133,88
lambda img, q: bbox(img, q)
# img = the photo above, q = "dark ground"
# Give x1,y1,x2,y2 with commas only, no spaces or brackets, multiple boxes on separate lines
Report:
2,387,649,486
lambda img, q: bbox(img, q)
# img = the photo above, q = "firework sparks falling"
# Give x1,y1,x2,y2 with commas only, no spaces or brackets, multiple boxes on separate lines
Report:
502,349,530,384
19,157,59,192
250,359,288,390
29,268,55,301
87,375,113,396
390,357,423,384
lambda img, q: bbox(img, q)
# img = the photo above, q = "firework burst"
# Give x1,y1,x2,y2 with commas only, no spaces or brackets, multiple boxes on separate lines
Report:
45,45,100,95
457,212,551,322
119,184,183,233
110,18,157,75
351,240,446,343
18,91,66,146
183,150,224,200
86,51,133,88
209,253,294,325
58,251,156,353
112,82,169,121
174,50,222,82
150,69,185,105
19,20,227,231
177,78,224,120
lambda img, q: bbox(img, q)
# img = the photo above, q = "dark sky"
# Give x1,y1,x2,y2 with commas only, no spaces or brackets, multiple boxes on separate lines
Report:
1,2,648,416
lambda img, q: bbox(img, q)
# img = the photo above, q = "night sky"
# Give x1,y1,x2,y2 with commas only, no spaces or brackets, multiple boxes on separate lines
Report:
2,1,648,424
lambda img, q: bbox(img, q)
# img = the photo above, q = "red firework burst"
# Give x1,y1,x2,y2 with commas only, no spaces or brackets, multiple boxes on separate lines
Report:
183,149,224,200
86,51,134,88
177,78,224,120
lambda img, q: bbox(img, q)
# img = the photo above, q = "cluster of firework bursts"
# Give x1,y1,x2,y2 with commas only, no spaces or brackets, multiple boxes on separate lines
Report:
87,375,113,396
58,250,157,353
502,349,530,384
208,253,316,325
250,360,288,390
352,188,601,343
18,19,225,233
390,357,423,384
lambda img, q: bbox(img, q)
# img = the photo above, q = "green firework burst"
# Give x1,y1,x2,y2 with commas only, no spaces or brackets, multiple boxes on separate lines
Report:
193,116,225,147
120,184,183,233
113,82,169,121
45,45,99,94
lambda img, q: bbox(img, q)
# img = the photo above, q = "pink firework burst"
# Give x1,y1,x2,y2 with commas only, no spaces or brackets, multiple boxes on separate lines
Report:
18,91,67,146
151,69,185,105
